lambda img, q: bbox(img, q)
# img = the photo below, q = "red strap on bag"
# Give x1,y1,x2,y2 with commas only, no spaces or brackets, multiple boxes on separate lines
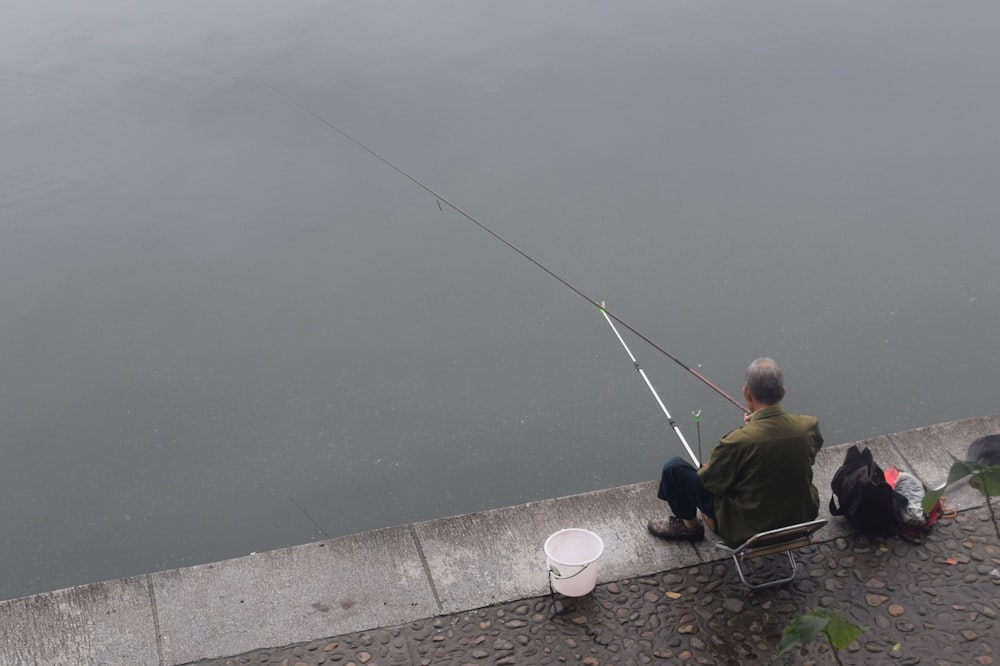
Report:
884,467,900,488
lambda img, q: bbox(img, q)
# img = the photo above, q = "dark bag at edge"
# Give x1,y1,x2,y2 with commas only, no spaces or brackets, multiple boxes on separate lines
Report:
829,445,907,538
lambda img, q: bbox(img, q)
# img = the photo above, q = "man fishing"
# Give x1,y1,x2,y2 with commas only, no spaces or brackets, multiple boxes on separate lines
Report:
647,357,823,546
263,82,824,551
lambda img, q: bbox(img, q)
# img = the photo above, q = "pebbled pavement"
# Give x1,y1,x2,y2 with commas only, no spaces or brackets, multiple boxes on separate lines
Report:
185,506,999,666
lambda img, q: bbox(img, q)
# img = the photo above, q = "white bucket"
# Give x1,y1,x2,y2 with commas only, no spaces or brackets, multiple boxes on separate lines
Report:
544,528,604,597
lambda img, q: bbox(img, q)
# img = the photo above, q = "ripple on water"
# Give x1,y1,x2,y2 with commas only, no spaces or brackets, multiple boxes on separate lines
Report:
0,68,88,135
0,69,92,221
0,165,92,225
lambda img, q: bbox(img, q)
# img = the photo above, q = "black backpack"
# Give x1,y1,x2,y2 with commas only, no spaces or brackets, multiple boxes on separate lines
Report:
829,445,906,538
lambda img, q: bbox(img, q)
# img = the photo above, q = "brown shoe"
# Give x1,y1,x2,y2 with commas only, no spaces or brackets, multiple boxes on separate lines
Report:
647,516,705,541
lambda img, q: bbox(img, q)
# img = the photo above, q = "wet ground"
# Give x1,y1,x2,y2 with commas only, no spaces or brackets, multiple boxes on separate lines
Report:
188,506,999,666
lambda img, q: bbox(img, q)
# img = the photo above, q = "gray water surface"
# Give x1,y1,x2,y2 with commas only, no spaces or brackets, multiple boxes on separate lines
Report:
2,0,999,601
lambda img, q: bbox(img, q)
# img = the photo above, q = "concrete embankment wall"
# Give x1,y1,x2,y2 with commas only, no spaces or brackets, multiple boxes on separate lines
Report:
1,415,998,666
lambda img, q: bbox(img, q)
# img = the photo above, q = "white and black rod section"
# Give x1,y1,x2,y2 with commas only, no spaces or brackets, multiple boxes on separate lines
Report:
600,302,700,468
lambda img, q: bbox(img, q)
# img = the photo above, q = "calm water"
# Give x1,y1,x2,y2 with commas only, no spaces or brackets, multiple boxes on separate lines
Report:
2,0,999,601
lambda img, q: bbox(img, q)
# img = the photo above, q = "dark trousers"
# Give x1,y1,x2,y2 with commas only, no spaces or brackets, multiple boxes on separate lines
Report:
657,456,717,522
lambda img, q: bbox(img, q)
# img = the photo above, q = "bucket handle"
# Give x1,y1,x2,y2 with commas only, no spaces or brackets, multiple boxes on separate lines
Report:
548,562,591,581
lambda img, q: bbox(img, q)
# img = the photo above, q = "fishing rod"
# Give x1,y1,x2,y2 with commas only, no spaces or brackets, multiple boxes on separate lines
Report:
255,78,748,415
599,302,700,467
692,410,703,466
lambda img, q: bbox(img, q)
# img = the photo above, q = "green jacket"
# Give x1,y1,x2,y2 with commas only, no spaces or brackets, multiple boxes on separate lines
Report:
698,405,823,547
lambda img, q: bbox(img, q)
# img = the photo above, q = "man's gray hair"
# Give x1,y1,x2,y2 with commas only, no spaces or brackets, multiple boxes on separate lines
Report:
745,357,784,404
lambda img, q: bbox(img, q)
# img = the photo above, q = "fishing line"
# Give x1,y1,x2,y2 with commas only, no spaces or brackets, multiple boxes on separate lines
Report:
288,496,331,540
255,78,748,415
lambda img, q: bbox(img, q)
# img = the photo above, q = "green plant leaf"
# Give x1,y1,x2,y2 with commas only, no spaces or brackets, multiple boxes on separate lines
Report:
925,459,990,513
824,615,864,650
947,459,981,482
969,466,1000,495
922,487,944,514
777,611,829,656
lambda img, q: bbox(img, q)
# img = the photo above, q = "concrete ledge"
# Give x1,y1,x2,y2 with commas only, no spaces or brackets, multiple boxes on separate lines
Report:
153,526,437,666
1,414,997,665
886,414,1000,511
415,479,705,615
0,576,159,665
